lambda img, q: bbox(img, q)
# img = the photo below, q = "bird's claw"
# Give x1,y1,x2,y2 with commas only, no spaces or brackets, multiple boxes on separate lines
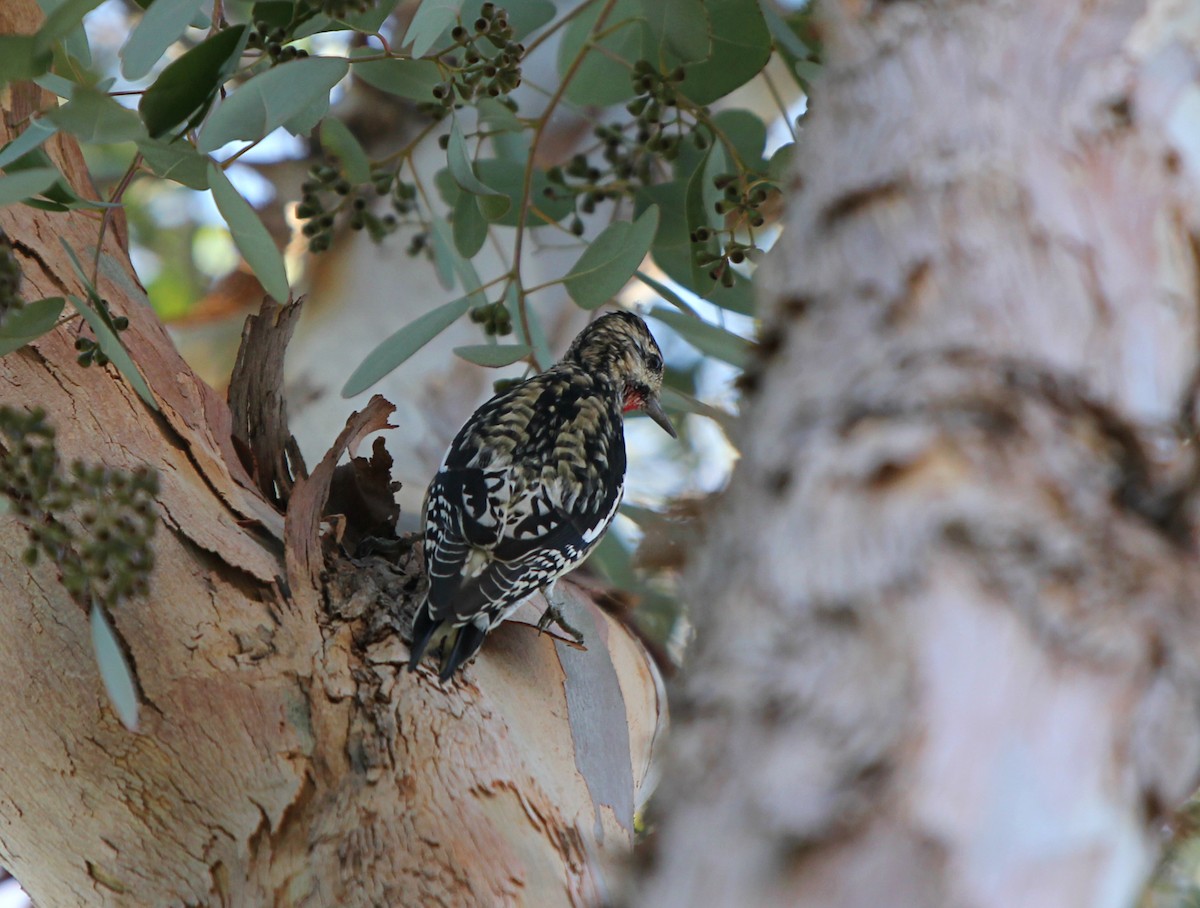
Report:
536,603,585,645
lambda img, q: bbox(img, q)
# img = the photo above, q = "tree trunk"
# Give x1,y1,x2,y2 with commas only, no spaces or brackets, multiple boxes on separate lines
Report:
0,4,662,906
633,2,1200,906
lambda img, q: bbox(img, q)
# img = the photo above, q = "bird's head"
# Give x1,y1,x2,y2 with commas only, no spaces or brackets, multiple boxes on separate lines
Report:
564,310,677,438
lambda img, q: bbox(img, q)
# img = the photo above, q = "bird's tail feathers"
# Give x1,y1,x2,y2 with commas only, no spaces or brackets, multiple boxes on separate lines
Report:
407,600,441,672
438,622,488,682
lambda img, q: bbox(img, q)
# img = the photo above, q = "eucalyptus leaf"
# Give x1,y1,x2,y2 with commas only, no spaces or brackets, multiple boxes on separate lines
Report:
121,0,207,81
649,306,749,367
435,160,573,227
428,214,458,291
760,1,819,89
136,136,209,190
342,295,473,396
428,215,485,300
34,0,104,54
505,0,556,39
564,205,660,308
559,0,646,107
639,180,753,313
447,119,509,219
768,143,796,182
403,0,461,58
453,343,532,367
139,25,249,138
68,292,158,409
351,56,442,100
452,191,488,259
197,56,348,152
90,602,140,733
712,108,767,172
635,271,698,317
476,97,522,134
282,90,332,137
0,297,65,355
47,88,145,144
206,163,290,303
697,142,728,234
675,0,771,105
0,168,60,207
658,384,734,429
0,36,53,86
641,0,710,63
320,117,370,184
0,119,58,171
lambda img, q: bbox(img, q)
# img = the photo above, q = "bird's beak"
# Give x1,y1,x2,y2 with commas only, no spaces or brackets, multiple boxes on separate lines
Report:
644,395,677,438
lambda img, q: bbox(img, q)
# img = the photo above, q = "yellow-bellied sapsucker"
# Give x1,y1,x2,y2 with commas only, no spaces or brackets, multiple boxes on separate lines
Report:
408,310,676,681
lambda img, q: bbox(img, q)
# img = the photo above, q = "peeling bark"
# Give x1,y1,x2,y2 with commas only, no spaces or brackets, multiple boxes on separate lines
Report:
633,2,1200,907
0,4,663,905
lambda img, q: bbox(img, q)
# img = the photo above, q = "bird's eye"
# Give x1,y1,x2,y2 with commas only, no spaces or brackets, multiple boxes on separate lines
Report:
646,352,663,372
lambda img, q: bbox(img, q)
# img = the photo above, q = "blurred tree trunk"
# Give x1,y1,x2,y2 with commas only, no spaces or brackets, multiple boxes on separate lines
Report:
0,4,661,906
633,2,1200,907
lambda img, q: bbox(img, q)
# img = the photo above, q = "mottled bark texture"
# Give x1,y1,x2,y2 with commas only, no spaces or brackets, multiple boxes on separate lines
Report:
633,2,1200,907
0,3,662,906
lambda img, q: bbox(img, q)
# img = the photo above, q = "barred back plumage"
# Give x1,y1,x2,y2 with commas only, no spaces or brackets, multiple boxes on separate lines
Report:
408,310,675,681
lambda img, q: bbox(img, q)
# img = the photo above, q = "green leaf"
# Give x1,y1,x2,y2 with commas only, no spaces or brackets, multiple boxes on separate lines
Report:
136,136,209,189
342,295,472,396
649,306,749,367
639,179,753,314
47,88,145,144
90,602,140,733
320,117,370,184
452,191,488,259
428,214,458,291
564,205,660,309
658,383,733,429
760,0,819,90
476,97,522,134
206,163,290,303
351,56,442,100
712,108,767,172
641,0,710,64
121,0,207,81
67,291,158,409
434,160,574,227
34,0,104,54
505,0,556,39
251,0,295,30
676,0,770,105
197,56,349,152
559,0,646,107
0,297,65,355
139,25,249,138
477,97,527,161
0,168,59,207
0,119,58,171
768,142,796,182
635,270,698,317
447,118,509,219
283,76,339,137
428,215,486,300
0,36,53,86
33,71,78,99
403,0,461,58
453,343,532,367
692,142,726,236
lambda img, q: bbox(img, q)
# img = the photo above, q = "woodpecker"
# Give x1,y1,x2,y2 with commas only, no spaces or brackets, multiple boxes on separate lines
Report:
407,310,676,681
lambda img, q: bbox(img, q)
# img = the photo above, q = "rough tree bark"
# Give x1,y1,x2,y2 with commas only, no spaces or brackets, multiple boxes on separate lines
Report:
633,2,1200,907
0,3,662,906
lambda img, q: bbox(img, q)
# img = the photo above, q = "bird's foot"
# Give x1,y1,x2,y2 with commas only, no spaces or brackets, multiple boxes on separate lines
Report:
536,601,585,645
